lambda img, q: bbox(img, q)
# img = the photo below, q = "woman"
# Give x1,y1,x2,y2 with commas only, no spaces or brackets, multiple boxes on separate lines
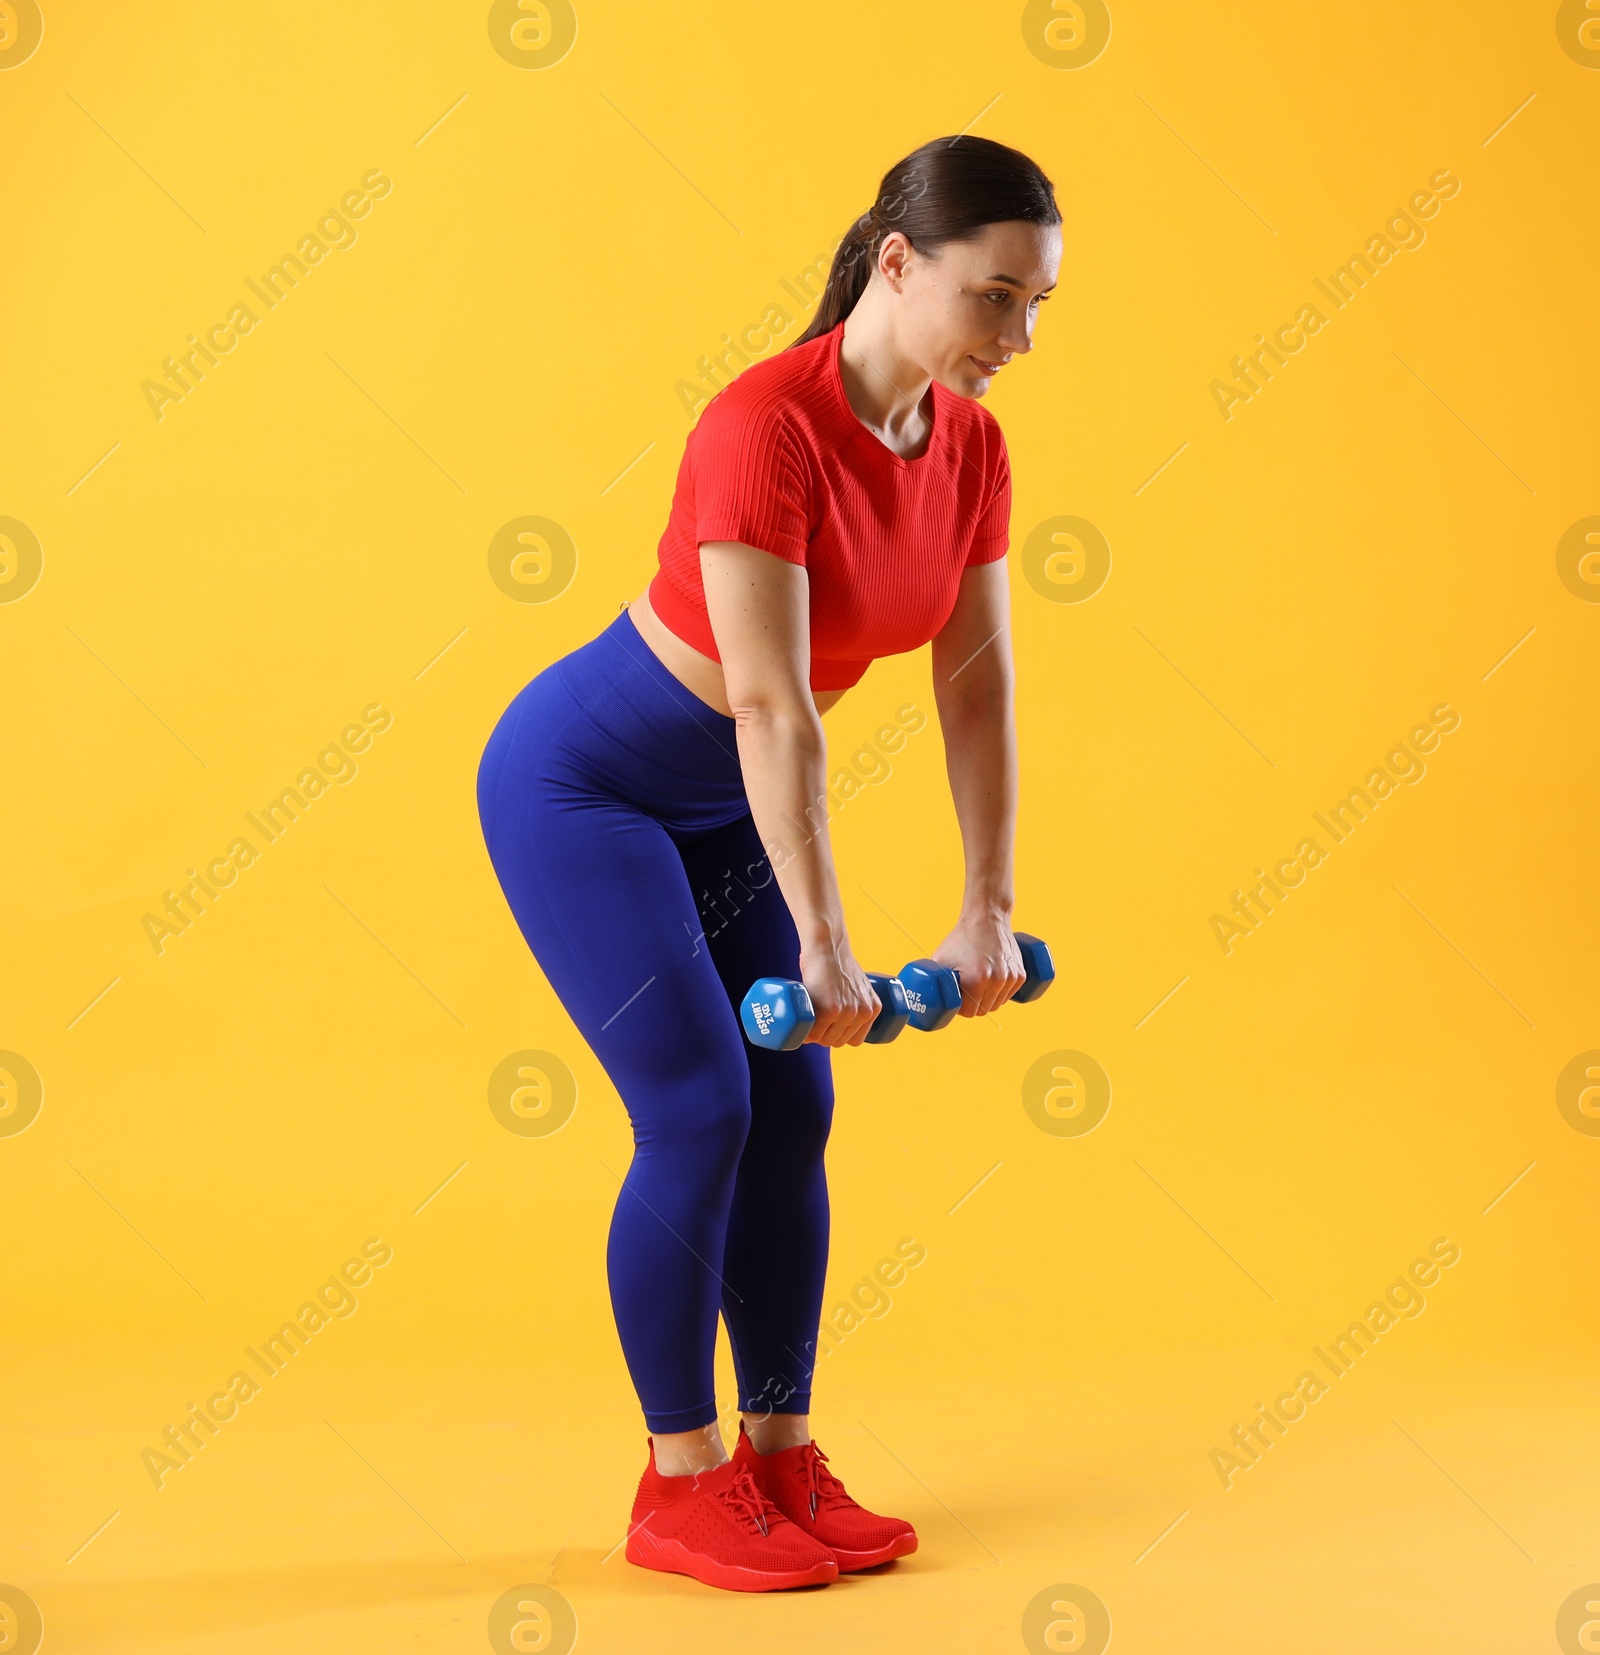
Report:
477,134,1061,1593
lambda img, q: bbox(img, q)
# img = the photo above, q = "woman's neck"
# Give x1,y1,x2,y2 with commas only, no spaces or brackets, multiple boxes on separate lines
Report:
838,296,932,455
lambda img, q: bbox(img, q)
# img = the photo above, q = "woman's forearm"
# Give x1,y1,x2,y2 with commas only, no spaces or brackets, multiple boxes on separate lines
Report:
734,703,848,952
937,677,1018,919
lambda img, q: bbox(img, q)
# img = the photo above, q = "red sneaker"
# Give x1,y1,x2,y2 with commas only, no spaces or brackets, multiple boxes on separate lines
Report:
733,1423,918,1571
624,1440,839,1592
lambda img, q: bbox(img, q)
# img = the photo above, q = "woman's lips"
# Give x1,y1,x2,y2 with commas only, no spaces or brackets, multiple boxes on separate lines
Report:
969,354,1004,375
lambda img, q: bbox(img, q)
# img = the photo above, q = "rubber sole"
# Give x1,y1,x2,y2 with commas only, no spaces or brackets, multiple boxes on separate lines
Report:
828,1530,919,1572
625,1528,838,1592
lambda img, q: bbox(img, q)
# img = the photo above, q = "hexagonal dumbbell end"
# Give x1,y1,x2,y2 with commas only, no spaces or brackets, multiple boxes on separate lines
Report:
740,977,816,1051
864,973,911,1044
1011,933,1056,1002
898,959,963,1032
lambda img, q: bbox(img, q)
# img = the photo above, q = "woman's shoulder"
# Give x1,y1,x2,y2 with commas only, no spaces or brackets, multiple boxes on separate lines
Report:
932,383,1008,475
933,380,1005,440
696,330,839,432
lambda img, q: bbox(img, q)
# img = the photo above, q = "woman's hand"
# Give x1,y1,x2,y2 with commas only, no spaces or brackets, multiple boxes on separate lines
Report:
931,913,1026,1018
799,943,880,1046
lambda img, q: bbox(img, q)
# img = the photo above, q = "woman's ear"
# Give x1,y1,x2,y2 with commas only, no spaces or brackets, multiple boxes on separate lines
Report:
877,230,916,291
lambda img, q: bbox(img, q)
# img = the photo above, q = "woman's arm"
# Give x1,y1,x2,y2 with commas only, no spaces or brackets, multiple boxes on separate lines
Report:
700,541,879,1046
929,558,1028,1017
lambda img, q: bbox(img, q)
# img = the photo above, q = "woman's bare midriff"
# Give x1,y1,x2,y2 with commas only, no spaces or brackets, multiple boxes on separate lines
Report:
627,586,849,719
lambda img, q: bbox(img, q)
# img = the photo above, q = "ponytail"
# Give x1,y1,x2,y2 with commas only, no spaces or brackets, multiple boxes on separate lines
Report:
793,135,1060,348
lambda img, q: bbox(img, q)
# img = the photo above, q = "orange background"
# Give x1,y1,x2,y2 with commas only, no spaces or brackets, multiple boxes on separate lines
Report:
2,2,1598,1650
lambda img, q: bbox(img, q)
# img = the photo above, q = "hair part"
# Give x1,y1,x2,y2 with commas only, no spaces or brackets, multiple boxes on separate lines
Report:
792,135,1060,347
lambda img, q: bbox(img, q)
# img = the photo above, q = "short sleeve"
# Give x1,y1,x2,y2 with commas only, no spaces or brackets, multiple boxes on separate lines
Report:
966,424,1011,565
691,391,813,566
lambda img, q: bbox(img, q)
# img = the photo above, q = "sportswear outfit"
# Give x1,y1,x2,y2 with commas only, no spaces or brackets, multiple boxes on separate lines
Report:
475,320,1010,1578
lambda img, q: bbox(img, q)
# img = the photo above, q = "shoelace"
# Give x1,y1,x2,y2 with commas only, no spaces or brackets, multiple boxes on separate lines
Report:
718,1466,779,1536
802,1443,853,1520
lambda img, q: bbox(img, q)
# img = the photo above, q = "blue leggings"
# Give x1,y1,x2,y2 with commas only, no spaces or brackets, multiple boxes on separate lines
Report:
476,610,832,1433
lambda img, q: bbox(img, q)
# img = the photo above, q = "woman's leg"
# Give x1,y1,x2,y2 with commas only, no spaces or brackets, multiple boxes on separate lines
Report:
477,693,755,1454
675,816,835,1445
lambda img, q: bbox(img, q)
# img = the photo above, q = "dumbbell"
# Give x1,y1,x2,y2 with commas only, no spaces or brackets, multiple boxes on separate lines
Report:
898,932,1055,1032
740,972,909,1052
739,934,1054,1050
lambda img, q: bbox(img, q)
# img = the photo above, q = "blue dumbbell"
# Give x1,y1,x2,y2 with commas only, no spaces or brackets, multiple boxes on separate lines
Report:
865,973,912,1042
739,972,911,1051
1010,934,1056,1002
899,932,1056,1031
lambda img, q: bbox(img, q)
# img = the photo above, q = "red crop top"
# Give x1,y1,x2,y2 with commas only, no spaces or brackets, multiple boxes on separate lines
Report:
649,320,1012,691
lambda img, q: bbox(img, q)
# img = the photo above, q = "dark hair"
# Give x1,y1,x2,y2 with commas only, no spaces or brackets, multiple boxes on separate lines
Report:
793,135,1060,347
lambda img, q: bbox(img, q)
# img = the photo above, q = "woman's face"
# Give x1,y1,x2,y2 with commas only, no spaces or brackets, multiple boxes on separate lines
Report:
884,218,1062,398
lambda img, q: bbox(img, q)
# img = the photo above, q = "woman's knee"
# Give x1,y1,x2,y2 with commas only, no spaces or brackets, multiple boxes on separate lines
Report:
747,1048,833,1154
627,1049,753,1169
693,1082,755,1165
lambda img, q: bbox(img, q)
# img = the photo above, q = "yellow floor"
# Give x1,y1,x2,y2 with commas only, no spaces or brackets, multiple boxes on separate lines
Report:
12,1345,1598,1652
